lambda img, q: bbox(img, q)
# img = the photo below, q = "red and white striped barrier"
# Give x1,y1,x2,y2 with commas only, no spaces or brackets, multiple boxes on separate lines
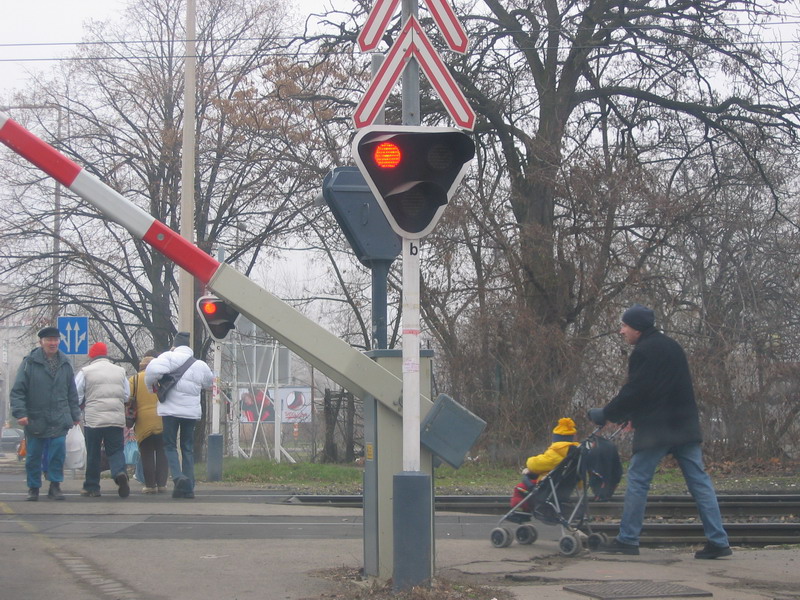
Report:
0,112,220,283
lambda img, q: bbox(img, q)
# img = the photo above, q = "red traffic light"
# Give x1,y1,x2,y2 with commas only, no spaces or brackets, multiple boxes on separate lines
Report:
373,142,402,169
196,296,239,341
352,126,475,239
200,301,218,316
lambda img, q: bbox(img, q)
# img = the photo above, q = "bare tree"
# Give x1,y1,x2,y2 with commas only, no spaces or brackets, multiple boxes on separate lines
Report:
0,0,315,366
302,0,800,455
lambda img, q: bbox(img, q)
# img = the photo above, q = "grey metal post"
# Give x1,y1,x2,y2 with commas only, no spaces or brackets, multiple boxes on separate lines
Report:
401,0,421,127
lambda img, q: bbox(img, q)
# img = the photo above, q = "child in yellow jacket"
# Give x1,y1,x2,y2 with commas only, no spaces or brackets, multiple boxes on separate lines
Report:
511,417,579,511
525,417,579,481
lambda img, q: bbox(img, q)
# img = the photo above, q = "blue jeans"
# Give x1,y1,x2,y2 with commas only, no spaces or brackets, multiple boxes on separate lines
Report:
162,416,196,490
83,426,126,492
25,435,66,488
618,442,729,547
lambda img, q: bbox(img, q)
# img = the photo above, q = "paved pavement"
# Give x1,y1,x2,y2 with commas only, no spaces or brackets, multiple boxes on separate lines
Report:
0,455,798,599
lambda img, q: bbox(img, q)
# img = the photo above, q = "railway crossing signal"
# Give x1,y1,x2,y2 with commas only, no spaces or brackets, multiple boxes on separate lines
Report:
352,125,475,238
196,296,239,340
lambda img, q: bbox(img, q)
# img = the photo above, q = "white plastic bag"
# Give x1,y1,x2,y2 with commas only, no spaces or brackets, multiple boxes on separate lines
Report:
64,425,86,470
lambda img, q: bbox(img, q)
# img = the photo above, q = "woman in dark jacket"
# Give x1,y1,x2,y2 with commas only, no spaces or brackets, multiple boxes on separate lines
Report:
10,327,81,501
588,305,731,559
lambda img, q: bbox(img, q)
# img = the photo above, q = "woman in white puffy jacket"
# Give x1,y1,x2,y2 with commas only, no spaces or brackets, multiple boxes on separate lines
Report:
144,332,213,499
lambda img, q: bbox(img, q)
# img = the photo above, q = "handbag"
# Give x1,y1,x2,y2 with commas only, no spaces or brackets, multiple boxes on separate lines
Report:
156,357,196,403
126,375,138,428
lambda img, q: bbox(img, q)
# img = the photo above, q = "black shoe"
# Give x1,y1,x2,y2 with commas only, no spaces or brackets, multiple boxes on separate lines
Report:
598,538,640,555
26,487,39,501
47,482,65,500
172,476,190,498
80,489,102,497
694,542,732,559
115,473,130,498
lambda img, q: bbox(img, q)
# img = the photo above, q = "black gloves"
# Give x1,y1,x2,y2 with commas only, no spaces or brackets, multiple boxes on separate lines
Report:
587,407,606,426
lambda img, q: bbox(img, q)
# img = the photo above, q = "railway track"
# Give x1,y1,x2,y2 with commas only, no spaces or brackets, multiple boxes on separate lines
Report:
288,493,800,516
289,493,800,545
289,494,800,546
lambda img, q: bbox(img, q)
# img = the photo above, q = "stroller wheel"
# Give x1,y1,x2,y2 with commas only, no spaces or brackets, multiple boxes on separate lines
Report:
515,524,538,545
490,527,513,548
587,533,605,551
558,534,582,557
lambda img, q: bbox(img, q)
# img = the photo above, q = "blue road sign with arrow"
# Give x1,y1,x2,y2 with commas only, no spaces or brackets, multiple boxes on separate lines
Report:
57,316,89,355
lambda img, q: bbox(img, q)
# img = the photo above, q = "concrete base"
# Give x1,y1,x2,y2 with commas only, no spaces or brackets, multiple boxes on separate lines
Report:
392,471,432,591
207,433,223,481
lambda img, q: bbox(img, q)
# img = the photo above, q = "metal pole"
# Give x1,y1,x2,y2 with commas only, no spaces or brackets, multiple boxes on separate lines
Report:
273,340,281,462
51,107,62,324
211,341,222,434
401,0,421,126
401,242,421,471
393,0,432,591
178,0,197,336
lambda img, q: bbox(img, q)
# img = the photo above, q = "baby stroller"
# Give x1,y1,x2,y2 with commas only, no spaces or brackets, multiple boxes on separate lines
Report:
490,427,622,557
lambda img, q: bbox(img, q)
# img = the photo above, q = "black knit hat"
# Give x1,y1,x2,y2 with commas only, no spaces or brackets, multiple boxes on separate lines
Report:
622,304,655,331
173,331,191,348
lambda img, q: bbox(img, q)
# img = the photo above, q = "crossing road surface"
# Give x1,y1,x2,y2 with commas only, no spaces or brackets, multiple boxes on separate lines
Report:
0,470,526,600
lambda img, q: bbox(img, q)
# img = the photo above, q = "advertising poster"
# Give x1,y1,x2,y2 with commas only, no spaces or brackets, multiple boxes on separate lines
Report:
279,387,312,423
237,387,312,424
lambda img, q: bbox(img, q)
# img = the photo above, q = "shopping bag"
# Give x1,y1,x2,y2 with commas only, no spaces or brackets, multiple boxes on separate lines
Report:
64,426,86,470
124,438,140,466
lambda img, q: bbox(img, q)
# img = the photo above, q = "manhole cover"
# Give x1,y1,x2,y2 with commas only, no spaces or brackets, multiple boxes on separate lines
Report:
563,581,713,599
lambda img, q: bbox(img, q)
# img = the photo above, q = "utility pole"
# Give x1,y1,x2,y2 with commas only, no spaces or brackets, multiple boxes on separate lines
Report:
178,0,197,337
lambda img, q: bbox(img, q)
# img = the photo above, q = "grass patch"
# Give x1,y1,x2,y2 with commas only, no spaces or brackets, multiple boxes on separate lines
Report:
198,458,364,493
433,462,521,494
194,457,799,495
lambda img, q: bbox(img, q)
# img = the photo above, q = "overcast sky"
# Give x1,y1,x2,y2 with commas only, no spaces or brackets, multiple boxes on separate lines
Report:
0,0,326,97
1,0,126,95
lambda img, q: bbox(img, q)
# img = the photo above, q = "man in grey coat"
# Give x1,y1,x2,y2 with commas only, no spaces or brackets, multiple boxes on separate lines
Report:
11,326,81,501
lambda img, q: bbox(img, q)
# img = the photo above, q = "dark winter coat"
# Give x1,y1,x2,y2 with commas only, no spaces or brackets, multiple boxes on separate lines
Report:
603,328,702,454
10,347,81,439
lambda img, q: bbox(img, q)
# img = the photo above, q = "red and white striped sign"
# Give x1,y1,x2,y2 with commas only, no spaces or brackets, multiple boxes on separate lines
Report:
426,0,468,53
358,0,468,54
358,0,400,52
0,113,220,284
353,17,476,130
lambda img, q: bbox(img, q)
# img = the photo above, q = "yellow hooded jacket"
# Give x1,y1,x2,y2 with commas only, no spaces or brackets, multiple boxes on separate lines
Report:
128,356,163,443
525,418,579,478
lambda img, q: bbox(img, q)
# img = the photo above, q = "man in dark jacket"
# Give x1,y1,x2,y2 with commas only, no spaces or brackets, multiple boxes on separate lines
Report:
588,305,731,559
10,326,82,501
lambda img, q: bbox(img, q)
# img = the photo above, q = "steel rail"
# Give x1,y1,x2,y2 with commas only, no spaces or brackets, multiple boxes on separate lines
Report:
288,494,800,518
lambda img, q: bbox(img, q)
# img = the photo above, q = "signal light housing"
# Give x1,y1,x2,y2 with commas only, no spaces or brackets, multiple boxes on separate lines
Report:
352,126,475,239
196,296,239,341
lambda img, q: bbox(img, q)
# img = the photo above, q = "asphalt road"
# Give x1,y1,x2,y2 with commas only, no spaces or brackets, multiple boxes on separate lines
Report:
0,466,526,600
